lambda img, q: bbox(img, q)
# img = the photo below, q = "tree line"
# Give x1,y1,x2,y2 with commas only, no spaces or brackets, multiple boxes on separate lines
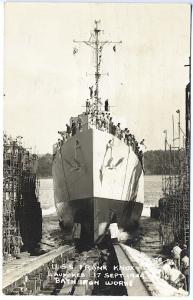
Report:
37,150,181,177
144,150,181,175
37,153,53,178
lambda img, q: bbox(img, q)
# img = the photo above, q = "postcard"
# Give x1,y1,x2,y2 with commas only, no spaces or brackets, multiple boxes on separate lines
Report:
2,2,191,297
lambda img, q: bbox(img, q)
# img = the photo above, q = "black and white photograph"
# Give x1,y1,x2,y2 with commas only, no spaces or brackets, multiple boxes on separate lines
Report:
2,1,191,296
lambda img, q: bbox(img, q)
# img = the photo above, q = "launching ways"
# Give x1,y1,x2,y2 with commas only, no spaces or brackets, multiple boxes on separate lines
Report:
114,244,149,295
3,243,187,296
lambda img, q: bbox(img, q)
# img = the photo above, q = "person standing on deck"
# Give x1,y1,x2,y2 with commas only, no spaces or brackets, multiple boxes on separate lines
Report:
124,128,129,144
66,124,71,136
109,117,113,134
86,99,91,114
71,120,77,136
116,123,121,139
77,116,82,131
96,113,100,129
139,139,146,152
89,86,93,99
138,150,144,167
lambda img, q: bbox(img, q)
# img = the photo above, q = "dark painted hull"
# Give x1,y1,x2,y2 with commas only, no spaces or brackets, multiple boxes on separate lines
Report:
60,197,143,245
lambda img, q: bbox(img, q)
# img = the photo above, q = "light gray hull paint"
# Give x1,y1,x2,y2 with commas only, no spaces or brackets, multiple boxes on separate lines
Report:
52,128,144,242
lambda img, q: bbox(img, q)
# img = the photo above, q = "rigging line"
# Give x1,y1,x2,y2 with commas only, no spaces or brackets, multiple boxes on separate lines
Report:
83,42,95,49
59,147,70,201
121,145,130,200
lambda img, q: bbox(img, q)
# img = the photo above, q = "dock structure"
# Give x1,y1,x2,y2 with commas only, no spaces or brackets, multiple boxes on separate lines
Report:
3,134,42,260
3,246,75,295
3,134,23,259
159,79,190,248
3,246,100,296
159,146,190,246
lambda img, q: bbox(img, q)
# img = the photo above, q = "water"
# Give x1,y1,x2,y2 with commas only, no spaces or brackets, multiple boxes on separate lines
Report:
39,178,55,216
144,175,162,206
39,178,63,249
39,176,163,255
143,175,162,217
141,175,163,256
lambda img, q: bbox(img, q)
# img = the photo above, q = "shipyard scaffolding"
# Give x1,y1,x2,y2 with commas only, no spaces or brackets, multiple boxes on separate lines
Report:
3,134,42,260
159,78,190,248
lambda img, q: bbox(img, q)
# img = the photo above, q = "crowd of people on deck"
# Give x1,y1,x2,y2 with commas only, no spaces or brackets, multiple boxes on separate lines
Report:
55,96,146,166
160,243,189,291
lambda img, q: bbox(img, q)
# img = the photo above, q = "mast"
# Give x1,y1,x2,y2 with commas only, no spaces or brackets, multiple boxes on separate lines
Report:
94,20,100,108
73,20,122,112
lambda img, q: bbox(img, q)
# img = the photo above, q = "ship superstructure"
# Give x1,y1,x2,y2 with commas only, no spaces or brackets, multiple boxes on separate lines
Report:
52,21,144,246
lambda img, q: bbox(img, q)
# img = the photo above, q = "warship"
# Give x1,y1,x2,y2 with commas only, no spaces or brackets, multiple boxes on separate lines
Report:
52,21,144,246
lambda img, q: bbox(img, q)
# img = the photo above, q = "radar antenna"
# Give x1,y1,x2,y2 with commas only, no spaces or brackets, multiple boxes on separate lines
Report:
73,20,122,112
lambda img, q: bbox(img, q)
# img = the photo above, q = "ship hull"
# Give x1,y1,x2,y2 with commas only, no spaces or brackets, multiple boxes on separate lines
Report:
52,128,144,245
70,197,143,246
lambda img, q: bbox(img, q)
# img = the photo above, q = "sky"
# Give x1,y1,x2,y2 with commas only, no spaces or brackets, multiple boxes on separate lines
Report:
4,2,191,154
